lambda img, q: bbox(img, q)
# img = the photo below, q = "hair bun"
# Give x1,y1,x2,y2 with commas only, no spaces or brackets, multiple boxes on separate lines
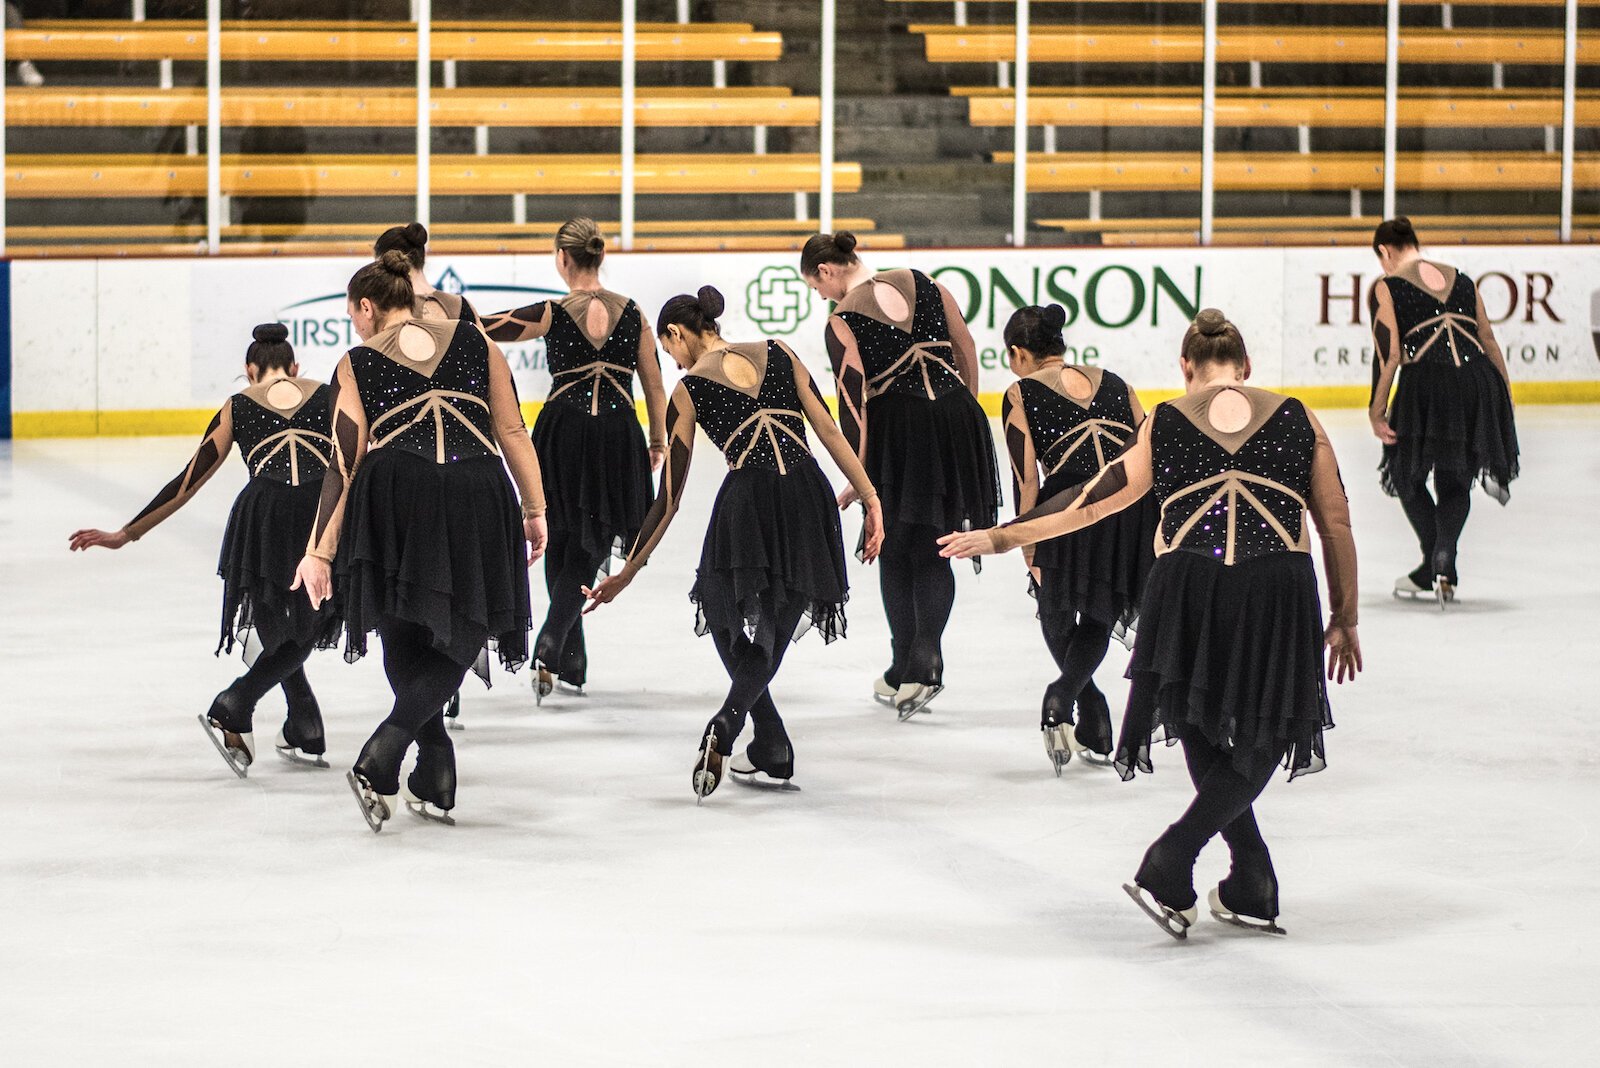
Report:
696,285,726,319
1194,308,1230,337
833,231,858,255
378,249,413,275
1042,303,1067,330
586,234,606,254
252,322,289,344
1392,216,1415,234
401,221,428,247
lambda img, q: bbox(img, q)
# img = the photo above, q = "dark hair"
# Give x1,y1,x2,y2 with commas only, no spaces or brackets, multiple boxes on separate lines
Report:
656,285,725,339
347,250,416,313
799,230,860,277
246,322,294,374
1180,308,1248,367
1003,304,1067,358
374,222,429,271
555,217,607,271
1372,216,1419,254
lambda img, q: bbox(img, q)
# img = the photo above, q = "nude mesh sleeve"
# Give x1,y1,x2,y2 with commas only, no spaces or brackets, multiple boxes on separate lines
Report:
623,382,697,571
487,337,545,517
791,345,877,504
988,417,1155,553
1369,280,1402,415
938,281,981,395
825,316,868,462
123,404,234,541
1472,287,1512,387
305,356,368,562
1307,413,1360,629
481,301,552,344
637,323,668,448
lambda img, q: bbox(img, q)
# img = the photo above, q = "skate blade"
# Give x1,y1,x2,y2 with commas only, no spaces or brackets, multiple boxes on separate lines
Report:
197,714,251,779
554,681,587,698
693,731,723,805
1208,889,1286,935
1078,751,1115,768
896,684,943,721
345,770,393,833
446,717,465,732
873,693,897,708
729,768,800,792
535,668,554,706
403,798,457,826
1435,578,1455,609
1122,883,1196,941
274,745,330,769
1043,726,1072,776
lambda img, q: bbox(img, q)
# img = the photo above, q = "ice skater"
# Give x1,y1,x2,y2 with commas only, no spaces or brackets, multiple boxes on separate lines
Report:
998,305,1155,774
941,310,1362,940
581,286,884,800
292,252,547,831
801,231,1000,720
374,222,480,325
1368,217,1519,606
69,324,340,776
480,218,667,703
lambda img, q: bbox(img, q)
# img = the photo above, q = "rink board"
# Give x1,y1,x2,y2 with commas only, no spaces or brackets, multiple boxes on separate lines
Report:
6,244,1599,437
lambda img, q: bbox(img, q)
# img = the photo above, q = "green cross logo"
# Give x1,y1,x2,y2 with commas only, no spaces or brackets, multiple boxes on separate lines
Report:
745,265,814,336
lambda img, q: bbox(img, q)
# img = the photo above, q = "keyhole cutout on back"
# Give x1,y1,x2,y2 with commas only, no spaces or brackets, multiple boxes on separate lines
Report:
873,279,910,323
265,380,302,411
1208,387,1251,434
1060,366,1094,401
584,298,610,342
723,351,760,391
1418,261,1448,292
398,322,438,363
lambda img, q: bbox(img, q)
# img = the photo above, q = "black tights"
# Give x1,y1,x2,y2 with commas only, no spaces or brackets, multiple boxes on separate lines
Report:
703,597,807,774
1136,723,1284,917
352,617,471,805
878,524,956,687
1039,611,1114,754
1395,467,1473,585
209,633,323,754
537,528,605,685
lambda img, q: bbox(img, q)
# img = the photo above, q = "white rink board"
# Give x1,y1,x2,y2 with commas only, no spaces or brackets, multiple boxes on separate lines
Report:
10,245,1600,423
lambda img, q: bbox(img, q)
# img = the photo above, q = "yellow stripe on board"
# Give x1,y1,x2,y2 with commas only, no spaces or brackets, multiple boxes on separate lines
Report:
13,379,1600,437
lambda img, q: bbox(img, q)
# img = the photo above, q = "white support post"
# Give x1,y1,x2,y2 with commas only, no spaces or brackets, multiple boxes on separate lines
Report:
997,60,1010,91
475,125,489,156
713,59,727,89
133,0,146,21
417,0,432,229
186,125,199,156
954,2,968,28
1560,0,1578,242
794,191,808,222
1492,62,1504,91
1088,189,1101,222
1441,3,1452,30
622,0,637,250
1011,0,1029,248
677,0,690,24
1383,0,1399,219
160,59,173,90
753,125,768,155
443,60,457,90
820,0,836,233
1545,125,1557,155
1249,61,1261,90
1297,124,1310,155
206,0,221,253
1201,0,1217,245
1350,188,1362,218
1042,123,1056,154
513,193,528,226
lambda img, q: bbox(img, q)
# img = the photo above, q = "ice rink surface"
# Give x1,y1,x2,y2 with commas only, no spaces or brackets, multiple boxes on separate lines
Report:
2,407,1597,1066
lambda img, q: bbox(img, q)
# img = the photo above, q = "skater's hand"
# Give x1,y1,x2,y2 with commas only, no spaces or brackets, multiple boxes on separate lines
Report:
68,528,129,552
1369,413,1398,445
292,555,333,610
860,497,885,563
937,527,996,559
837,485,860,509
524,514,548,565
650,444,666,473
581,570,634,614
1325,624,1362,684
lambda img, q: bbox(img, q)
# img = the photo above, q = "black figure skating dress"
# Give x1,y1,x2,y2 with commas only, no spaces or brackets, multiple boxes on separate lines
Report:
313,318,538,675
829,269,1000,536
1004,365,1155,635
124,377,341,657
679,342,850,651
1372,263,1519,503
992,386,1359,781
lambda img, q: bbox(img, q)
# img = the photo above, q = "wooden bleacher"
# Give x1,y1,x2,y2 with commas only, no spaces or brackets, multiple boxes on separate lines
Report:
1036,214,1600,247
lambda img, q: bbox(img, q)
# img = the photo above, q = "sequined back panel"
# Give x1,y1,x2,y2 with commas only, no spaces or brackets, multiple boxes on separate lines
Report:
230,384,334,485
544,299,644,415
1388,272,1485,369
1150,398,1316,564
351,320,500,463
1019,369,1138,486
684,342,813,473
837,270,964,400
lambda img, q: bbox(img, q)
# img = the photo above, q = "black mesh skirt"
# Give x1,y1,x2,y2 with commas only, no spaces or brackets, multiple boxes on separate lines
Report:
1379,357,1519,503
335,449,532,675
1114,551,1333,782
531,402,653,562
690,457,849,655
865,388,1001,536
216,477,342,657
1030,478,1156,637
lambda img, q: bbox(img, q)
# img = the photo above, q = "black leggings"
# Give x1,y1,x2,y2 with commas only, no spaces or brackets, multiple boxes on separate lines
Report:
1136,723,1284,915
536,528,605,685
1394,467,1473,583
352,617,471,800
879,523,956,687
703,597,808,770
1039,611,1114,753
213,636,323,752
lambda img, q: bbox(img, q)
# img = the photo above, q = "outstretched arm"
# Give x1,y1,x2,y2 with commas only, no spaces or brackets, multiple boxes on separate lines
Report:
825,314,869,496
1368,280,1402,444
69,403,235,551
941,416,1155,558
1306,410,1362,684
292,356,367,607
938,281,981,396
486,333,548,563
637,322,668,470
790,347,884,561
481,301,553,345
1473,289,1513,392
583,381,697,610
1001,382,1041,571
